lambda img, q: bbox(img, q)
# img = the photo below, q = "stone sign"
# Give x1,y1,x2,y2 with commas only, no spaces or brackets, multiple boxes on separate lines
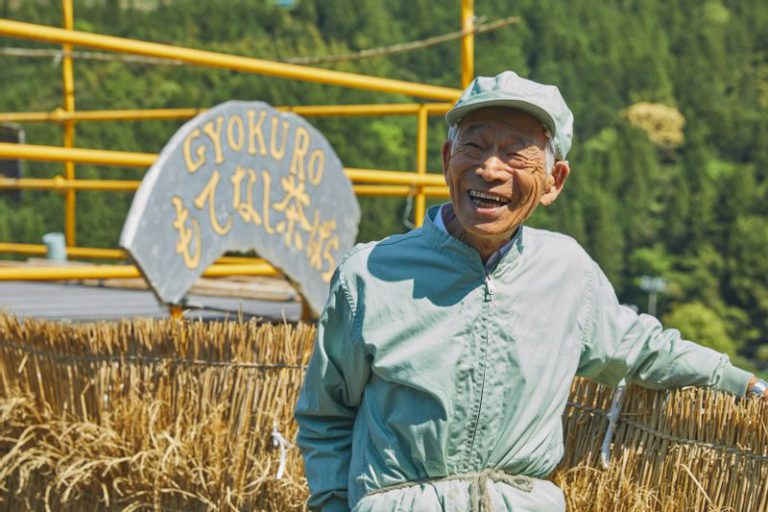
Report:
120,100,360,316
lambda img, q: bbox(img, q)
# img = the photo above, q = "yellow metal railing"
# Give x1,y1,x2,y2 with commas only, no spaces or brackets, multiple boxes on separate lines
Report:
0,142,448,187
0,18,461,101
60,0,76,244
461,0,475,88
0,263,279,281
0,242,263,264
0,0,475,283
0,103,453,124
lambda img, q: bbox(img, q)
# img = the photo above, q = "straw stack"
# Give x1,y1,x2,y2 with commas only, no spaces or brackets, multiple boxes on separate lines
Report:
0,314,766,511
554,379,768,511
0,314,314,511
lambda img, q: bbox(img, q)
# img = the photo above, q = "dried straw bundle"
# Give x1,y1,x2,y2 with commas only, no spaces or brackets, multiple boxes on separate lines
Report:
554,378,768,511
1,314,767,511
0,314,314,511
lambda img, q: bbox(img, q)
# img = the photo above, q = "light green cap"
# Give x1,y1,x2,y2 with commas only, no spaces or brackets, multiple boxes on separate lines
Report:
446,71,574,160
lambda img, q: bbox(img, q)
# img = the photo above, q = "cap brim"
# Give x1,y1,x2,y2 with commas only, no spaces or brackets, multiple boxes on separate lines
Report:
445,99,557,139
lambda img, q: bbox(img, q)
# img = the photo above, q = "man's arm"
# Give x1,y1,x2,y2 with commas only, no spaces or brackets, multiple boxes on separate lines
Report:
576,261,754,396
294,268,369,512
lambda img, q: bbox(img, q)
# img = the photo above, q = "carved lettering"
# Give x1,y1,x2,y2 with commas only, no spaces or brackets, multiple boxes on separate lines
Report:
231,165,261,225
308,148,325,186
289,125,311,181
182,128,206,173
261,170,275,235
269,117,290,161
227,114,244,152
194,170,233,235
247,109,268,156
273,174,312,249
202,115,225,164
171,195,201,269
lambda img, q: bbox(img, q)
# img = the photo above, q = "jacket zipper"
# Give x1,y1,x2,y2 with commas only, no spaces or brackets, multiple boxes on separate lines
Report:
484,271,497,301
465,270,496,470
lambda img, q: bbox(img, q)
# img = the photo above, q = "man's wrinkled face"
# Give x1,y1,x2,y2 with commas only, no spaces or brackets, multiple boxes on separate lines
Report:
442,107,554,250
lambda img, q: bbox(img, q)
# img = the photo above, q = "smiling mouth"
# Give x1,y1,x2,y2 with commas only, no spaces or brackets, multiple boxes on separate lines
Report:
468,190,510,209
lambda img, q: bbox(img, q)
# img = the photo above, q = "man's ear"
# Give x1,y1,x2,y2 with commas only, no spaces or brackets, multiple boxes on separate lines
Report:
441,140,452,183
540,160,570,206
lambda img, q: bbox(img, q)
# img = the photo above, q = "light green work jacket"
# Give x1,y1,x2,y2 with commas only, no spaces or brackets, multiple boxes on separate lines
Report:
294,206,751,512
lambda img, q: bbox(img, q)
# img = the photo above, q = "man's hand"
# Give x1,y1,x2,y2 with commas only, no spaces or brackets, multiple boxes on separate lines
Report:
747,376,768,401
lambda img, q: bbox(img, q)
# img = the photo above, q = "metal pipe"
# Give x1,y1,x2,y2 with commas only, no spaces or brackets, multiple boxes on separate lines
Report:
414,105,429,227
353,185,414,197
0,103,454,124
284,103,453,117
216,256,268,264
344,168,445,186
0,243,52,256
0,242,123,258
0,108,203,123
0,177,141,191
0,142,156,167
61,0,77,245
0,177,450,197
461,0,475,88
353,185,448,197
0,19,461,101
0,242,270,265
0,262,278,281
0,145,449,186
422,186,449,198
0,111,52,123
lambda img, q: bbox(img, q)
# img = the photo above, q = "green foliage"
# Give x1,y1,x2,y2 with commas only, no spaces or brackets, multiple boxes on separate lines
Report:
1,0,767,367
662,302,738,356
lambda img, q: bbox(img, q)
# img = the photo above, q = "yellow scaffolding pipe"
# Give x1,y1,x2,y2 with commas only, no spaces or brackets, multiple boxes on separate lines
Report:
0,242,270,265
353,185,449,198
461,0,475,88
61,0,77,245
356,185,448,197
414,105,429,227
0,19,461,101
0,103,454,124
0,263,278,281
0,108,203,123
0,142,155,167
0,177,141,191
282,103,453,117
344,168,445,187
0,143,448,186
0,176,450,197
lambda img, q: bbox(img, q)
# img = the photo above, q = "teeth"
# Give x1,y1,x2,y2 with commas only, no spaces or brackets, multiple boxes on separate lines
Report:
468,190,508,205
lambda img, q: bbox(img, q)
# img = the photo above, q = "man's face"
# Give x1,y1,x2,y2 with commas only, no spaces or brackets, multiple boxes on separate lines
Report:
442,107,555,249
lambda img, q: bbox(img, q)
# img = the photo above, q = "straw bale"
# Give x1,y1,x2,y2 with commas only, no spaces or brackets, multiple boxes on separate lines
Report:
1,314,766,511
554,379,768,511
0,314,314,511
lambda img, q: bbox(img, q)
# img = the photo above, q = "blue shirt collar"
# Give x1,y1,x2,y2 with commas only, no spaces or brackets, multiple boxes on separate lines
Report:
432,203,519,272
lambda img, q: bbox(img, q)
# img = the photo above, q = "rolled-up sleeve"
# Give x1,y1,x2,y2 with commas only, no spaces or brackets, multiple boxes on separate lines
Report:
295,267,370,512
576,261,752,396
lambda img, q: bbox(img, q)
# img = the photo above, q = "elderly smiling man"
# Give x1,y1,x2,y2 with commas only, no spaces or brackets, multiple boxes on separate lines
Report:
294,71,767,512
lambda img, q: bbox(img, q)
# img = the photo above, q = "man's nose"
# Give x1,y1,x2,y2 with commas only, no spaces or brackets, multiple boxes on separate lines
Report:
475,154,510,180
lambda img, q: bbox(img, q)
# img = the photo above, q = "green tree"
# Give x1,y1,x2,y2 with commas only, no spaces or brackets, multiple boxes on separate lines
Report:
662,302,738,356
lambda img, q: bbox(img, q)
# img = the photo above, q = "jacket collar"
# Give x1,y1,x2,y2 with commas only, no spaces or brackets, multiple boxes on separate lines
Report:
422,204,524,274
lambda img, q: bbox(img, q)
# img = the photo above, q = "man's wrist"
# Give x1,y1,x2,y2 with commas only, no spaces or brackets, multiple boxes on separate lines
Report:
747,376,768,397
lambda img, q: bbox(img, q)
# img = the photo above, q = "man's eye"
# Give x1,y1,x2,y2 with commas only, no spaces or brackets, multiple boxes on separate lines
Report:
464,142,482,149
